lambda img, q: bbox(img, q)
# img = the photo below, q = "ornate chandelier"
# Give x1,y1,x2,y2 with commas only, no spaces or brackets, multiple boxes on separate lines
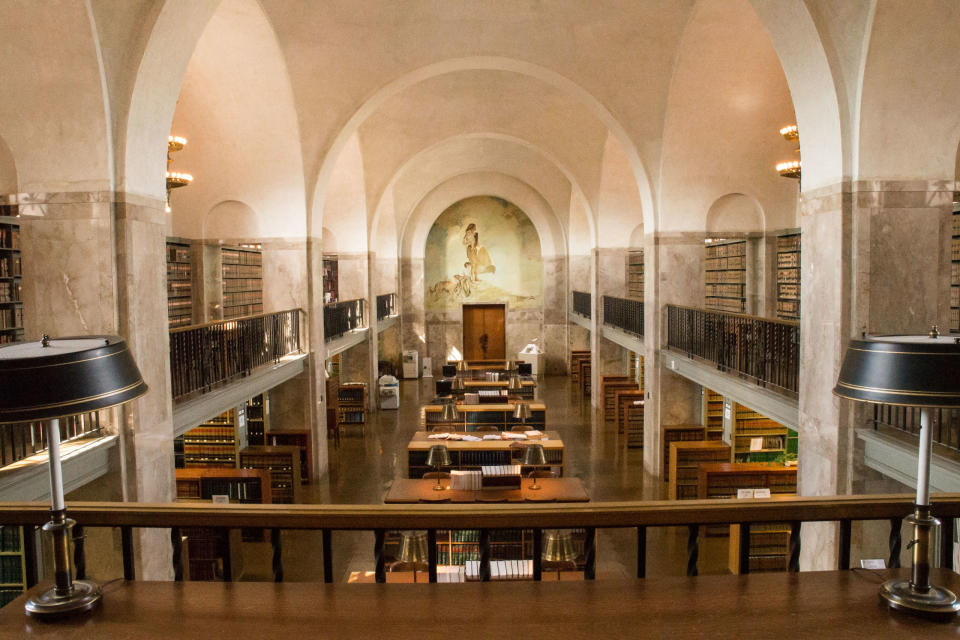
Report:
776,125,801,179
165,135,193,213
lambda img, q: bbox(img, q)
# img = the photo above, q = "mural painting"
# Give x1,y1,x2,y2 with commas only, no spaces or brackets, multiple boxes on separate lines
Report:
424,196,542,311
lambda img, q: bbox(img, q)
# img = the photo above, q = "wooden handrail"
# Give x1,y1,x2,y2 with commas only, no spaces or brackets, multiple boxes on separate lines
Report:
1,493,956,530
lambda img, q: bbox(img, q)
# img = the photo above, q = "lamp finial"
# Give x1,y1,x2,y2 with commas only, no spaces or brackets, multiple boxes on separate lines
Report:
930,325,940,339
40,334,49,347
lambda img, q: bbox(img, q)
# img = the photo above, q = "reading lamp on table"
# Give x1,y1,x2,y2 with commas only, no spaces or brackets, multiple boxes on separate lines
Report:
0,335,148,618
521,443,547,490
426,445,452,491
833,327,960,619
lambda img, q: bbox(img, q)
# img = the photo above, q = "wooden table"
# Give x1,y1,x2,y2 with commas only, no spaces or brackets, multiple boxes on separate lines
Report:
3,570,959,638
407,430,565,478
384,477,589,503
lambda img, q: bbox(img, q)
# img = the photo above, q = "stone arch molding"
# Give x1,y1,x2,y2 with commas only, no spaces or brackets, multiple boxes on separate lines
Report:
402,172,564,260
203,199,259,240
705,193,765,234
376,133,584,256
311,56,656,235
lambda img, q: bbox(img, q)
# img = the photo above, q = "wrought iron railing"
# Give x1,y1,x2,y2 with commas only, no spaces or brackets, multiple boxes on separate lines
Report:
0,413,102,469
666,305,800,395
376,293,397,321
0,493,954,585
572,291,591,319
324,298,366,342
168,309,304,401
602,296,643,337
873,405,960,451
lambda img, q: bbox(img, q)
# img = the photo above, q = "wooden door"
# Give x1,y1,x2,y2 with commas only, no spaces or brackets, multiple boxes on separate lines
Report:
462,304,506,360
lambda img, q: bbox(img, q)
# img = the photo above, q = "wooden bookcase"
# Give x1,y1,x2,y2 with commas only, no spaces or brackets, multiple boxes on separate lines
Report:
0,208,23,345
579,359,591,395
245,394,267,447
703,388,723,441
733,404,791,463
337,382,367,429
661,424,706,481
704,239,746,314
625,400,645,448
627,249,644,300
628,352,644,391
176,410,238,469
322,253,338,304
952,206,959,332
615,390,644,435
423,402,547,432
695,462,797,574
776,232,801,321
569,350,589,385
0,526,26,608
166,239,193,329
238,445,302,504
221,245,262,320
668,441,731,500
175,468,272,504
406,432,565,479
266,428,311,483
601,376,638,423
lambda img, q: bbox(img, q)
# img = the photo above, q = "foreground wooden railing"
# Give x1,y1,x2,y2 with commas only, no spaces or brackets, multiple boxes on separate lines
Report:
2,493,956,585
666,304,800,395
168,309,304,401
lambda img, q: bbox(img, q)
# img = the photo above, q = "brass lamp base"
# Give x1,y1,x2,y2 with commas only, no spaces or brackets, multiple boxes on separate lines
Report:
25,580,101,618
880,579,960,620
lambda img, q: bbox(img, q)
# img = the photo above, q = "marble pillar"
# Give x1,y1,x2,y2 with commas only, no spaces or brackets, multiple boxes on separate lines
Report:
307,239,329,479
399,257,426,376
542,256,567,374
189,240,221,322
596,248,629,376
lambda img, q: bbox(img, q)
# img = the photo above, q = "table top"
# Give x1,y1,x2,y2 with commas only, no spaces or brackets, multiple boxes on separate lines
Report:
423,401,545,412
384,477,589,503
408,431,563,450
3,570,959,638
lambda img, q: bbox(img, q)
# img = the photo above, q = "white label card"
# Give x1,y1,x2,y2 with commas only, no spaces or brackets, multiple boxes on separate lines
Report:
754,488,771,499
737,489,755,499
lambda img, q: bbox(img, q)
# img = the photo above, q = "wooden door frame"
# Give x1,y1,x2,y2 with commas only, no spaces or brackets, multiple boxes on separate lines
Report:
461,302,507,361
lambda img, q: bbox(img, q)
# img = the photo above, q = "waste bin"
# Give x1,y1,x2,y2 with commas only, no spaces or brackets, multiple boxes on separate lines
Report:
378,375,399,409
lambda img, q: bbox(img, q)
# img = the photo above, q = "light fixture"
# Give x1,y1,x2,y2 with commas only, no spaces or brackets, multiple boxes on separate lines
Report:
166,135,194,213
397,530,428,582
508,375,522,392
520,443,547,490
512,401,531,425
776,125,801,180
542,529,576,579
456,359,468,374
425,445,452,491
440,400,459,422
0,335,148,617
451,376,465,392
833,327,960,619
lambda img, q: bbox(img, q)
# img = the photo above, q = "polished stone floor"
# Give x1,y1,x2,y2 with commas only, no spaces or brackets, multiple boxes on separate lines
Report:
242,375,730,582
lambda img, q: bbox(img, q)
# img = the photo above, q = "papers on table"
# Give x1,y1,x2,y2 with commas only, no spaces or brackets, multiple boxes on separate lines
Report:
503,432,527,440
428,432,450,439
482,434,501,440
524,430,542,438
461,434,481,441
450,469,482,490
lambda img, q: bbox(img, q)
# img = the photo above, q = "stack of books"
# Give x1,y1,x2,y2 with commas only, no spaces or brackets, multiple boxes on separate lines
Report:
481,465,521,489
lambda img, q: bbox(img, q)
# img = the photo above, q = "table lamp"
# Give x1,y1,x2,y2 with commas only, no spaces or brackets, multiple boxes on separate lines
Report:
397,530,428,582
456,359,468,374
542,529,576,579
0,335,148,617
451,376,465,393
833,328,960,618
513,401,531,425
425,445,452,491
440,399,459,422
521,443,547,489
508,374,522,392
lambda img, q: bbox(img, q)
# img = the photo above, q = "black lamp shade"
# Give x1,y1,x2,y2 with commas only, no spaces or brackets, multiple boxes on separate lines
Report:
833,335,960,407
441,364,457,378
0,335,149,423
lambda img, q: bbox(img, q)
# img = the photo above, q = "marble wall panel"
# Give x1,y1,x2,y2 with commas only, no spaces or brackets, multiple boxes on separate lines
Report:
262,239,308,314
377,323,402,374
542,323,567,374
268,371,309,432
598,337,625,375
340,338,369,384
375,257,398,297
569,254,591,293
336,252,368,302
596,248,627,298
543,257,566,326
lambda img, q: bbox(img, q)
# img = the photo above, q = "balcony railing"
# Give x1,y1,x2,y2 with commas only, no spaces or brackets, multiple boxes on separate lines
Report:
873,405,960,451
1,493,954,585
666,305,800,395
324,298,366,342
572,290,591,319
602,296,643,337
376,293,397,321
169,309,304,401
0,412,102,469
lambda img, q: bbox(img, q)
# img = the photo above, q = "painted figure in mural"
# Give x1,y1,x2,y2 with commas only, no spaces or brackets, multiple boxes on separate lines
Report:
462,222,495,282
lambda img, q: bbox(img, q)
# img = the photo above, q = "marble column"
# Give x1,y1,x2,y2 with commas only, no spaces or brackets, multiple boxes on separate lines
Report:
399,257,426,376
643,232,704,476
596,247,629,377
542,256,567,375
307,239,330,479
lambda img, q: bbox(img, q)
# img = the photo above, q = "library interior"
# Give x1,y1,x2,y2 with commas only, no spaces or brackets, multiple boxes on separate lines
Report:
2,0,960,635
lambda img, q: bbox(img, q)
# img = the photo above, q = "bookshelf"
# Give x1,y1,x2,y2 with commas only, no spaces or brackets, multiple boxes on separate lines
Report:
406,431,565,479
703,388,723,441
166,239,193,329
569,350,589,385
614,390,644,435
0,209,23,344
627,249,644,300
176,410,238,469
423,402,547,432
322,254,338,304
337,382,367,429
628,352,644,390
601,376,638,423
776,232,801,321
661,424,706,481
246,394,266,447
175,468,272,504
952,206,959,332
625,400,644,448
0,526,26,608
668,441,732,500
266,428,311,483
733,404,796,463
704,239,746,314
695,462,797,574
221,246,262,320
239,445,302,504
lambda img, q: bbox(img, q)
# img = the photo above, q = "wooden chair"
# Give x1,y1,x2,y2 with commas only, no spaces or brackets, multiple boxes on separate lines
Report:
528,469,558,479
510,424,529,432
473,425,499,433
421,471,451,480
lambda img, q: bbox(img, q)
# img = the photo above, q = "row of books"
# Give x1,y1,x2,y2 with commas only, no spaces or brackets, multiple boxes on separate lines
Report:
777,267,800,283
777,300,799,316
223,278,262,294
0,225,19,250
705,269,747,284
705,283,745,298
705,298,745,313
437,545,480,565
0,527,20,553
0,556,23,584
0,307,22,328
178,478,263,502
0,255,21,278
166,245,190,263
705,241,746,258
776,234,800,252
779,283,799,299
0,588,22,607
166,262,191,279
222,248,262,266
465,559,533,580
0,281,20,302
223,290,262,306
0,332,23,344
337,410,365,423
223,303,263,319
168,279,191,294
704,255,746,271
777,251,800,268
